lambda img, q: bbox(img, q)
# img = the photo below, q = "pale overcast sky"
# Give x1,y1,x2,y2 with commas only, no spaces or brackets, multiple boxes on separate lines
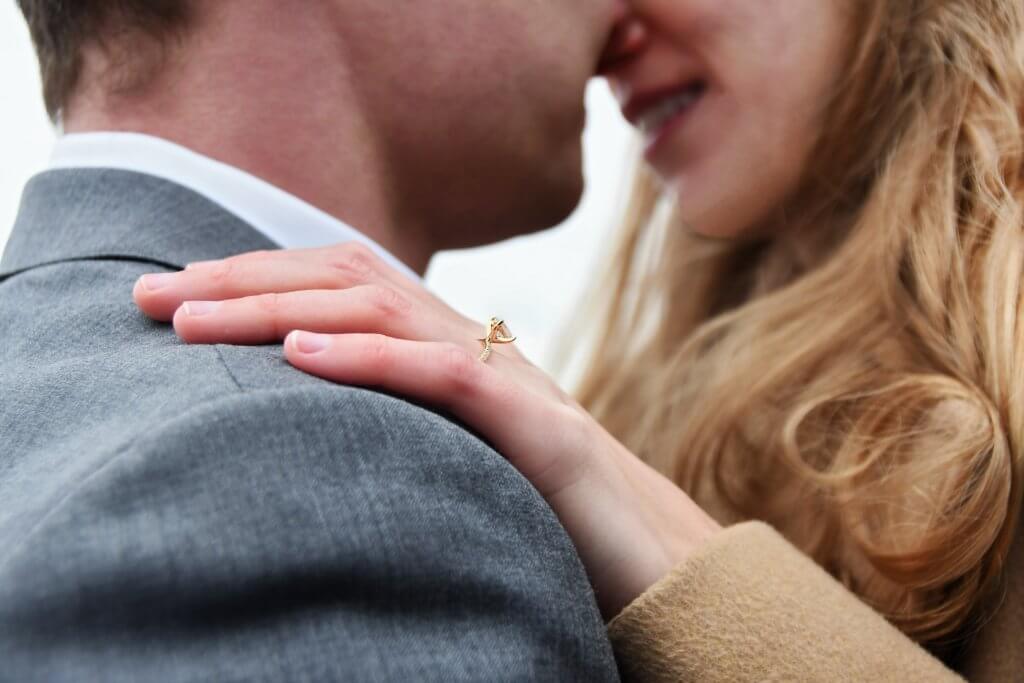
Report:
0,4,635,373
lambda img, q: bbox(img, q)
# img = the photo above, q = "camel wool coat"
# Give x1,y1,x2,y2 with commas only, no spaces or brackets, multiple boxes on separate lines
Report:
607,518,1023,681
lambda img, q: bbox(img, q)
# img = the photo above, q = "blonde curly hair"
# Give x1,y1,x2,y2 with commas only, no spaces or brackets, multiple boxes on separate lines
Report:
577,0,1024,659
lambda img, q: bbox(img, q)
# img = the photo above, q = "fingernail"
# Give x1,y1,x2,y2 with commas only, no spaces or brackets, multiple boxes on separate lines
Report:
291,331,330,354
185,260,218,271
183,301,220,317
141,273,176,291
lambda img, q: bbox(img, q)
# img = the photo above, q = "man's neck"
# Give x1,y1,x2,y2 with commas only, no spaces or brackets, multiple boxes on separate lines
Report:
62,3,434,276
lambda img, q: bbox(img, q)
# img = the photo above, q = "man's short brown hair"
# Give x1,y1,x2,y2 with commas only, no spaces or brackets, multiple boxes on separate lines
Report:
17,0,192,121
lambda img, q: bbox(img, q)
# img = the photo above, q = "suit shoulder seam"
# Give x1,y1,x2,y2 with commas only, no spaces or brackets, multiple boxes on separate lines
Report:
212,345,246,392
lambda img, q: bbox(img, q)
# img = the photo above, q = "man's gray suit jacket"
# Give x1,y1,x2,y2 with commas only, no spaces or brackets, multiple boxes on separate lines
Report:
0,169,619,682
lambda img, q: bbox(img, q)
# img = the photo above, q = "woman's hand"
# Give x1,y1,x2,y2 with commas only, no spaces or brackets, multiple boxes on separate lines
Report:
133,243,721,618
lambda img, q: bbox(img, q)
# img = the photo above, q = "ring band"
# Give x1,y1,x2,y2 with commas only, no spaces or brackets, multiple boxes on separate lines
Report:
477,318,516,362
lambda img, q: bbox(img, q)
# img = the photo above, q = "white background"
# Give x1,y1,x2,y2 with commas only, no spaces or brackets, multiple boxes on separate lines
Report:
0,3,635,373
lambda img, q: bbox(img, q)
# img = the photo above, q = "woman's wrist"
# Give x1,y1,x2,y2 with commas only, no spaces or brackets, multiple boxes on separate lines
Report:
645,496,721,599
598,443,723,615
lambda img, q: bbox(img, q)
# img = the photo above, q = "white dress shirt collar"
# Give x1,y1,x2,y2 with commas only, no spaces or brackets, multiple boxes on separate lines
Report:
48,132,422,282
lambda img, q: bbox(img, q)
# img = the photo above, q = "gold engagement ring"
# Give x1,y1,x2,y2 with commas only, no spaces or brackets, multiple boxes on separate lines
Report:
477,318,516,362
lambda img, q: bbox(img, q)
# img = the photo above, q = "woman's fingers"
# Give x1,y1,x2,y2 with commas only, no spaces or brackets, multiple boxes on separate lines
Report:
172,285,444,345
134,242,398,321
283,332,590,497
187,242,415,290
135,259,360,322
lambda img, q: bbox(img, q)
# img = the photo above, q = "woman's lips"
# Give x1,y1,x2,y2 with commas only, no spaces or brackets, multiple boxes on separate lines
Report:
622,82,707,161
644,100,702,163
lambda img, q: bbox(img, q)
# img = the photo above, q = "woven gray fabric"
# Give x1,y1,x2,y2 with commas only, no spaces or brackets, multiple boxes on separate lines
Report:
0,169,618,682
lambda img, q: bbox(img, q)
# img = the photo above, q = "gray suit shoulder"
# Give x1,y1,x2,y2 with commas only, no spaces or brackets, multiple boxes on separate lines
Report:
0,383,618,682
1,230,617,682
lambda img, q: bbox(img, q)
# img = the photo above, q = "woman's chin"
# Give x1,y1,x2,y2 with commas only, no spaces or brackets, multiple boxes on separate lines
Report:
663,178,748,240
673,188,777,242
675,206,751,242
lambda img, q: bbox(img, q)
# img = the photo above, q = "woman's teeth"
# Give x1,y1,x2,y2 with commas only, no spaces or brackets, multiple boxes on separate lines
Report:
637,88,702,136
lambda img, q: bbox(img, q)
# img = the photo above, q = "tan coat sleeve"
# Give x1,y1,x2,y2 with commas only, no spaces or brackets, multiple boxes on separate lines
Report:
606,521,964,682
959,505,1024,682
